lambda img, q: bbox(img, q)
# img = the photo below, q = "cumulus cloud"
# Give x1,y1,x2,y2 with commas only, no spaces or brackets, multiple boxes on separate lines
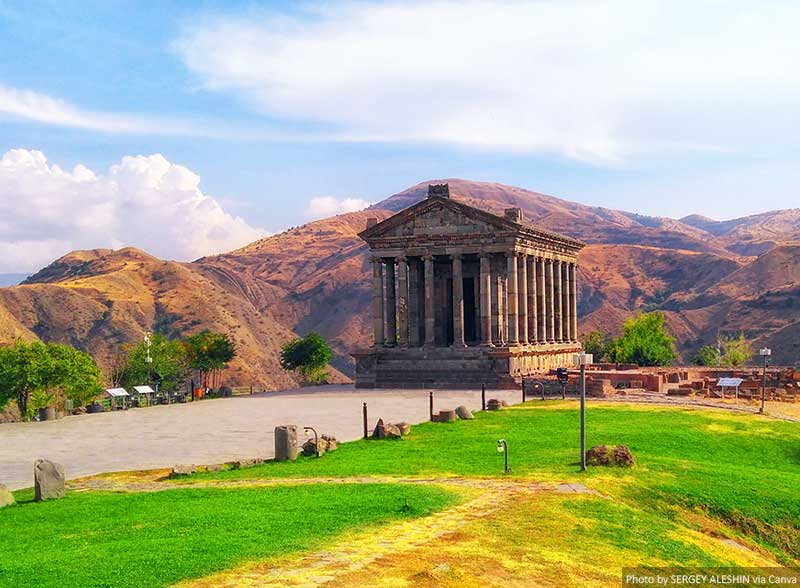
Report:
174,0,800,163
306,196,371,219
0,149,266,272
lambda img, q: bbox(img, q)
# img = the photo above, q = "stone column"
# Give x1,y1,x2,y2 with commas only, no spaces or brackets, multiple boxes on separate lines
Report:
528,255,538,343
385,259,396,346
451,253,466,347
518,253,528,344
371,256,384,347
562,260,571,343
506,252,519,345
409,259,421,346
537,257,546,343
571,262,579,342
479,253,493,346
397,255,409,347
546,259,555,343
555,260,563,343
497,273,507,345
423,253,435,347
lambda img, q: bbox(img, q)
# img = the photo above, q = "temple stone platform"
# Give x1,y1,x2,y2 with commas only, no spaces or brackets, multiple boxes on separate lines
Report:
354,343,582,389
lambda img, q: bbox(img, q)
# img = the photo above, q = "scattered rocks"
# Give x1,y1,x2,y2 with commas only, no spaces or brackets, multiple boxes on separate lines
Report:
585,445,612,466
205,464,224,472
586,444,635,468
274,425,299,462
372,418,406,439
372,418,387,439
395,422,411,436
487,398,503,411
455,406,473,420
613,445,635,467
71,406,87,416
0,484,14,508
231,458,263,470
302,437,328,457
385,423,403,438
170,464,197,477
322,434,338,451
34,459,65,501
438,409,457,423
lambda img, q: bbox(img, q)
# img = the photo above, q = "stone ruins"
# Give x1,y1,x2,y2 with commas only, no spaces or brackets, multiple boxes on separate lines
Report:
353,183,585,388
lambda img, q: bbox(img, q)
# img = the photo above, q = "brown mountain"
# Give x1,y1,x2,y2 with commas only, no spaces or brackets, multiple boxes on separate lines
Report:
1,178,798,388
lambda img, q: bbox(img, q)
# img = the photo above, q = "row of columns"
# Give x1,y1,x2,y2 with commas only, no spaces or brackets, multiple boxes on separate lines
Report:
372,252,578,348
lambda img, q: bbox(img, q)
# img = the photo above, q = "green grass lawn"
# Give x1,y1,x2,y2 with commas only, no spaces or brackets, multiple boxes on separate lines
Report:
189,401,800,562
0,484,456,588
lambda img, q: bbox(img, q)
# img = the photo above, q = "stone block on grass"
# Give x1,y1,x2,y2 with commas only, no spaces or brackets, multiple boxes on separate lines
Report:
455,406,473,420
170,464,197,478
275,425,299,462
0,484,14,508
34,459,65,501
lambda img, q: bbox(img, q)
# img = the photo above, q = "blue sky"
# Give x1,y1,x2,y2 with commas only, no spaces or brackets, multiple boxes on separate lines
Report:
1,1,798,272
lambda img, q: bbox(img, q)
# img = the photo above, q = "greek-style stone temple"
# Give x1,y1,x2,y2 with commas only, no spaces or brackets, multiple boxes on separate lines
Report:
352,184,585,388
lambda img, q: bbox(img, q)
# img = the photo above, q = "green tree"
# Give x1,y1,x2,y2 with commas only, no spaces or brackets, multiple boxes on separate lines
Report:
580,330,610,362
692,345,721,366
608,312,676,367
118,334,189,393
184,331,236,388
0,340,103,419
719,332,752,367
279,332,333,383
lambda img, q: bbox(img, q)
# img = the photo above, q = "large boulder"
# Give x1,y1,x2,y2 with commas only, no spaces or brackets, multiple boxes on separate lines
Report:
34,459,65,502
385,423,403,439
613,445,635,467
274,425,299,461
395,422,411,436
455,406,473,420
372,418,387,439
486,399,503,411
302,437,328,456
322,434,338,451
585,445,612,466
0,484,14,508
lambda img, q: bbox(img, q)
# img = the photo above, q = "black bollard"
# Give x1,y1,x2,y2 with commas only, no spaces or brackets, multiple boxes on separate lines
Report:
521,379,526,403
429,391,434,421
481,383,486,411
363,402,368,440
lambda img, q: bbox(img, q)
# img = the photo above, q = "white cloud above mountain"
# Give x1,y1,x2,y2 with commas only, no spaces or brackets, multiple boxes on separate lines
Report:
175,0,800,164
306,196,371,219
0,149,266,272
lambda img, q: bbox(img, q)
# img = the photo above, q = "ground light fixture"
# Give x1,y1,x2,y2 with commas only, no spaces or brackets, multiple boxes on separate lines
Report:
496,439,510,474
573,352,594,472
759,347,772,414
303,426,321,458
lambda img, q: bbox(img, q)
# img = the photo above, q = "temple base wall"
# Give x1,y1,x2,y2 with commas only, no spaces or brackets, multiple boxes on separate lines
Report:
352,343,582,389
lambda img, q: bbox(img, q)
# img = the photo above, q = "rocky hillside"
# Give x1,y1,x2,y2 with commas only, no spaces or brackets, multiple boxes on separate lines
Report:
1,178,798,388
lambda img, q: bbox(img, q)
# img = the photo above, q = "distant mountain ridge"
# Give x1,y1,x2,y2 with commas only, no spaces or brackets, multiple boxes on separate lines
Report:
1,178,798,387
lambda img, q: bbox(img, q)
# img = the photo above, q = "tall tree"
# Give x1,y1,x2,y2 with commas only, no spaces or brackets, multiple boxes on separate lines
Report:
279,332,333,383
184,331,236,388
608,312,676,367
118,334,189,393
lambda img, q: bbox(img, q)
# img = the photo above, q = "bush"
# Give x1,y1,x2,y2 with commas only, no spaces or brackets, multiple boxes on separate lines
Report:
280,332,333,383
608,312,676,367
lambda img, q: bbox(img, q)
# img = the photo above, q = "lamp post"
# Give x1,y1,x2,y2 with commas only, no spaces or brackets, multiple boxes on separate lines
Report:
144,331,153,386
574,352,593,472
304,426,321,457
496,439,510,474
759,347,771,414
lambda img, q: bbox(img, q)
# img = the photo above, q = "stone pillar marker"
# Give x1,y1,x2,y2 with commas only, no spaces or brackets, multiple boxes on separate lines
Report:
495,273,505,346
423,253,435,347
555,260,564,343
563,261,571,343
451,253,466,347
546,259,555,343
34,459,65,501
528,255,537,343
479,253,493,346
385,260,396,346
397,255,409,347
274,425,299,462
506,252,519,345
371,257,384,347
518,253,528,344
571,263,579,342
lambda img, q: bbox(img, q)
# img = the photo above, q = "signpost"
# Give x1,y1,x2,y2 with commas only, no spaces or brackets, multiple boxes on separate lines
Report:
759,348,772,414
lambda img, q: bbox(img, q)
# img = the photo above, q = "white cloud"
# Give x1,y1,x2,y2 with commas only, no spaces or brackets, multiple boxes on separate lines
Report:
0,149,266,272
306,196,371,219
175,0,800,164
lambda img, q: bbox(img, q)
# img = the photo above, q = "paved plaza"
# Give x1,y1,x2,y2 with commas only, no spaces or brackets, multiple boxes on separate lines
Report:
0,385,521,490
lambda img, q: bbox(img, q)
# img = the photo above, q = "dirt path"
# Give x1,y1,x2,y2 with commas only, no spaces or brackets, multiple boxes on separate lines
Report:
160,477,602,588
